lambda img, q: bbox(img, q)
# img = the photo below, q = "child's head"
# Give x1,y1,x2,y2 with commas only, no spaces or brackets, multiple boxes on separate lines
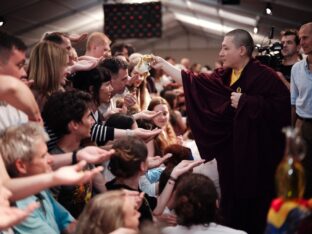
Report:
109,137,148,178
174,173,218,227
76,190,140,234
0,123,51,177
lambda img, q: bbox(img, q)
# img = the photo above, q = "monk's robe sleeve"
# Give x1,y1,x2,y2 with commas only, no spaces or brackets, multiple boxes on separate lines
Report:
181,69,234,160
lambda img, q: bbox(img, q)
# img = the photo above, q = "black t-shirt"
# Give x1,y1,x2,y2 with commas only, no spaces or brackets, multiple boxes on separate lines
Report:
50,146,93,218
106,179,157,224
278,64,293,82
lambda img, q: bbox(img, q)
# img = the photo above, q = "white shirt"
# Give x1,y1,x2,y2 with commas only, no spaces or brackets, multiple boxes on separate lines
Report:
0,102,28,132
163,223,247,234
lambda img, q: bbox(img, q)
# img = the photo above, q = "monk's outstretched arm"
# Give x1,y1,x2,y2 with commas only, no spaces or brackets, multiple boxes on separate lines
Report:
151,56,182,85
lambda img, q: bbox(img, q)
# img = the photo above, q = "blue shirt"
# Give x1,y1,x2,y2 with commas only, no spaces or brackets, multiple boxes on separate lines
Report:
146,167,164,183
13,190,74,234
290,58,312,118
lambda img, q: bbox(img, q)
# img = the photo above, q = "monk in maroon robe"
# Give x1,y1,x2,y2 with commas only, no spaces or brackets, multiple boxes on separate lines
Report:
152,29,290,234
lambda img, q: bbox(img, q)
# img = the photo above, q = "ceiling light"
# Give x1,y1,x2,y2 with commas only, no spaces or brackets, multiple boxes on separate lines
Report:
265,3,272,15
253,26,258,34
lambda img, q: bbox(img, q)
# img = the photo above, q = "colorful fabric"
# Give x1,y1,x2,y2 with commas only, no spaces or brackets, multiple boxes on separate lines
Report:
265,198,312,234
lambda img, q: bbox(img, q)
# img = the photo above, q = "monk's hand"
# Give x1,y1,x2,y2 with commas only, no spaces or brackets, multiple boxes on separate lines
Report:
150,55,165,70
230,92,242,109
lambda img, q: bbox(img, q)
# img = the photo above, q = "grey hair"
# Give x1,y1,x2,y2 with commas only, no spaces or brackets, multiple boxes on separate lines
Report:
225,29,254,57
0,123,49,177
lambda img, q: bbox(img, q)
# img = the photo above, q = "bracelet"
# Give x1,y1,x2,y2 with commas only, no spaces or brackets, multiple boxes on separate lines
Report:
72,150,78,165
169,176,177,182
168,180,175,185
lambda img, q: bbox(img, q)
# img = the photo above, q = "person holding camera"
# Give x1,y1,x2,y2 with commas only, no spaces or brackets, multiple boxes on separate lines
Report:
151,29,290,234
277,29,301,89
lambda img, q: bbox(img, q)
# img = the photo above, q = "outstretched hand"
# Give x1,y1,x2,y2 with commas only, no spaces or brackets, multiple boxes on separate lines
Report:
171,159,205,178
124,94,137,108
147,153,172,169
103,107,123,120
68,33,88,43
77,146,114,164
68,59,99,74
53,160,104,186
150,55,165,70
0,202,39,230
133,128,162,142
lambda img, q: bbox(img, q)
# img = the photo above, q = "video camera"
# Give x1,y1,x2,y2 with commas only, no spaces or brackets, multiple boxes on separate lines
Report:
255,27,283,70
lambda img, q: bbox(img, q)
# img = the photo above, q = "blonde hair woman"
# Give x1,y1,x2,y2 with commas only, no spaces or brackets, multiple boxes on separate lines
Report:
28,41,68,111
75,190,140,234
128,53,152,111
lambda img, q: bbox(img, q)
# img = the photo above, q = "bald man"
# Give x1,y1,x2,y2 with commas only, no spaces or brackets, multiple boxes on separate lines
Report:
290,22,312,198
85,32,111,59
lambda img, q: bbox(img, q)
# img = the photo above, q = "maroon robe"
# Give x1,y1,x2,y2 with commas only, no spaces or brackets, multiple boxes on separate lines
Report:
182,59,290,234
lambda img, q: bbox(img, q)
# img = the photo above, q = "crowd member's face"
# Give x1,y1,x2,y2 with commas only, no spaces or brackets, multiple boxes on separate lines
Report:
75,108,95,138
299,25,312,56
111,69,129,95
219,36,242,69
281,35,300,58
123,195,140,230
22,138,53,176
60,36,75,66
115,47,129,59
59,56,69,86
0,48,27,79
152,103,170,129
131,71,144,88
93,43,111,59
98,81,113,104
61,36,72,52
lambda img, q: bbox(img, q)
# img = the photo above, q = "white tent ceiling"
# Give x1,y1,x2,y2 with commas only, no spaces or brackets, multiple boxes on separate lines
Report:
1,0,311,52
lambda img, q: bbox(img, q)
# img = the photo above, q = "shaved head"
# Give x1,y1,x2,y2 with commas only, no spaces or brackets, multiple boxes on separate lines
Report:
225,29,254,57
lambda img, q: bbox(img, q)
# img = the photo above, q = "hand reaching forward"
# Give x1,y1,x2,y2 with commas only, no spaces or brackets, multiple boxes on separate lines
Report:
53,160,104,186
103,107,123,120
77,146,114,164
147,153,172,169
150,55,166,70
124,94,137,108
0,202,39,230
68,59,99,74
171,159,205,179
133,128,162,142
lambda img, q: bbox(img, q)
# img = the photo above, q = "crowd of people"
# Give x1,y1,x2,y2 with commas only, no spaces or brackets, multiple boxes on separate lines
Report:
0,20,311,234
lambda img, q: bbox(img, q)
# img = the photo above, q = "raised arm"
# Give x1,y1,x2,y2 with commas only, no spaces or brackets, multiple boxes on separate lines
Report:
1,155,103,201
151,56,183,85
153,159,204,215
0,75,42,123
